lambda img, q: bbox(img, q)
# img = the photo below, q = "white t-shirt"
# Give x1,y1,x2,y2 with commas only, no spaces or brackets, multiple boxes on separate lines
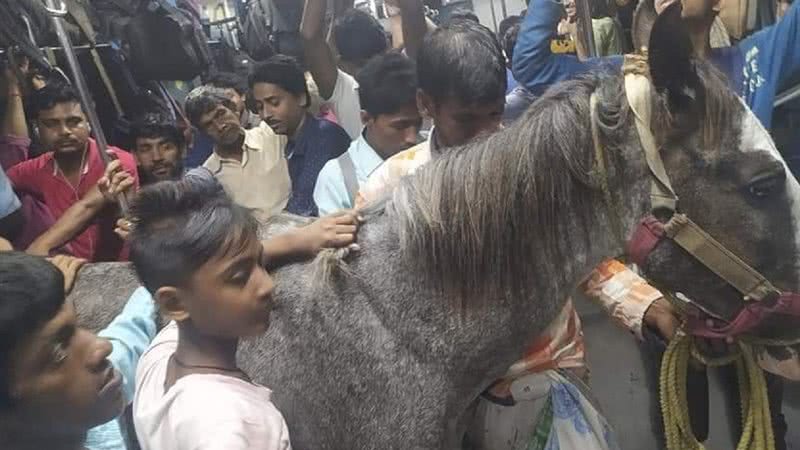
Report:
326,69,363,140
133,323,292,450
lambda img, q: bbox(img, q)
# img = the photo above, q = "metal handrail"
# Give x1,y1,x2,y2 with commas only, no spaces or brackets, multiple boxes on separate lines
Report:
43,0,128,213
775,83,800,108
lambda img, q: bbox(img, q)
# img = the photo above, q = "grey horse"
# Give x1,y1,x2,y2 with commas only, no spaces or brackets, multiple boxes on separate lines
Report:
70,20,800,450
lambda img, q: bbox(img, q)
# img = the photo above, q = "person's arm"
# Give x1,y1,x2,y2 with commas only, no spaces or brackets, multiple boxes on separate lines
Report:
757,346,800,381
0,135,32,171
513,0,620,94
301,0,340,99
6,157,40,193
26,159,135,256
580,258,669,340
393,0,428,60
46,254,87,294
98,287,158,402
261,210,361,269
26,188,106,256
2,65,28,139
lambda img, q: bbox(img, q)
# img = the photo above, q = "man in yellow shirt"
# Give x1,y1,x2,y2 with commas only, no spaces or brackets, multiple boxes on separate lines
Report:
184,86,291,223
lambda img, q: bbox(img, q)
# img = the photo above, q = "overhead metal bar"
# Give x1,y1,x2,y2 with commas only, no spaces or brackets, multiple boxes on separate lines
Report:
43,0,128,213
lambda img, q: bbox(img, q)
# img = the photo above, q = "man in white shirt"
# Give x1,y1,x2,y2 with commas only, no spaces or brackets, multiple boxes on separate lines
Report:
314,51,421,215
301,1,389,139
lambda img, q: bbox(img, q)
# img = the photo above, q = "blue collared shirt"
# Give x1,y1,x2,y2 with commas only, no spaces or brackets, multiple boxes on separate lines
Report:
284,114,351,217
314,132,386,216
85,287,158,450
0,163,20,220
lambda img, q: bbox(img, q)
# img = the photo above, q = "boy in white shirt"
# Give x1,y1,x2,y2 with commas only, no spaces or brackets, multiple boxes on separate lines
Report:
129,172,360,450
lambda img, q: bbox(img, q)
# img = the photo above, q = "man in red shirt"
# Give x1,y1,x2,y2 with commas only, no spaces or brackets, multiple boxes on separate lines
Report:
3,83,138,261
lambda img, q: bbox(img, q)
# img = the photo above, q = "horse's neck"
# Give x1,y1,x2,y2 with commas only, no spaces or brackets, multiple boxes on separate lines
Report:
527,204,632,303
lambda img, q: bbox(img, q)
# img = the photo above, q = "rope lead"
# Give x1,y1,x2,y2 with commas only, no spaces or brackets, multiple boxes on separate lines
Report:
659,333,774,450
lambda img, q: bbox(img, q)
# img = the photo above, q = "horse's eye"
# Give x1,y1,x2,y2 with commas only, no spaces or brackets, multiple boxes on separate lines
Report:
748,175,783,199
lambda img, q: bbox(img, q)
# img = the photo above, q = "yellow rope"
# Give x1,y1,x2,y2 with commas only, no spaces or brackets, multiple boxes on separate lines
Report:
659,333,775,450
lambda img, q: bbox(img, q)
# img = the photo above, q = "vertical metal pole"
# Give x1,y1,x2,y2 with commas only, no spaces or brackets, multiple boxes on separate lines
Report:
575,0,597,58
44,0,129,213
488,0,499,32
498,0,508,20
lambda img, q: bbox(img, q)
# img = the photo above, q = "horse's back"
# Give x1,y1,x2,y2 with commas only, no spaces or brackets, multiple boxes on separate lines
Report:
70,262,140,333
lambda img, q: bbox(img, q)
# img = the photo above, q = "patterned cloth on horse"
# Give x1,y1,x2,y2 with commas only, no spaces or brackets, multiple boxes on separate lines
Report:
465,369,620,450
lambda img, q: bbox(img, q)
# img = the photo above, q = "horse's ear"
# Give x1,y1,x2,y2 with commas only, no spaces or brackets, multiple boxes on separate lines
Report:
648,2,702,113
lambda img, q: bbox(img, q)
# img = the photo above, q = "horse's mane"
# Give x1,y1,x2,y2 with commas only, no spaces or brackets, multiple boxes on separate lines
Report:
388,62,740,310
314,62,741,311
388,75,611,309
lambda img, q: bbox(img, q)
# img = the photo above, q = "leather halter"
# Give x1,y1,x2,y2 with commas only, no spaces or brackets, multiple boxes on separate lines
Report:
590,54,800,340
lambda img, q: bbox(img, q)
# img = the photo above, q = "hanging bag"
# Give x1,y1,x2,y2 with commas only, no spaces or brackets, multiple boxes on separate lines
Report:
125,0,212,80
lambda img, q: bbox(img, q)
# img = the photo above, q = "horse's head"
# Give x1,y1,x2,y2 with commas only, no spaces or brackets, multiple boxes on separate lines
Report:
633,4,800,346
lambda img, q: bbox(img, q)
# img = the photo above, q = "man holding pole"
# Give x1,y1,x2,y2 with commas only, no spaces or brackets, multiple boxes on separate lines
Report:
1,82,138,261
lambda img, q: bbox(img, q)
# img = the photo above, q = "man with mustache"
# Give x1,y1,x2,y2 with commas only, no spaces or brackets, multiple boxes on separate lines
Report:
2,82,138,261
249,55,350,217
131,114,186,186
185,85,291,223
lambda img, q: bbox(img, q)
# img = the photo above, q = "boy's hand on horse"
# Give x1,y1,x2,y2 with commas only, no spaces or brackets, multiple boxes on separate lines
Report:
299,210,363,256
47,254,87,294
260,210,363,270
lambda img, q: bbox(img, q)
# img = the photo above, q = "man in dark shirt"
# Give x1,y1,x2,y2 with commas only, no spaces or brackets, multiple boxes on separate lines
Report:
249,55,350,216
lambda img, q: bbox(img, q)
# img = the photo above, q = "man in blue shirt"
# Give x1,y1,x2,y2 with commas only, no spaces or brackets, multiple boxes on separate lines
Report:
513,0,800,130
314,51,422,215
249,56,351,217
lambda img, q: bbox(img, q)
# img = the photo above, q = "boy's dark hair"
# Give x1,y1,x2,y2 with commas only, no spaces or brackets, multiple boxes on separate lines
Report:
498,15,522,41
333,9,388,64
183,86,238,130
131,114,186,150
129,170,259,295
356,51,418,117
0,252,65,409
27,82,81,119
417,20,507,106
248,55,309,107
206,72,248,96
502,22,521,66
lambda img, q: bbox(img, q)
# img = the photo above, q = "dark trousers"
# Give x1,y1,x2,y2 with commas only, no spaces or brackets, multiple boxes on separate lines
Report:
640,327,787,450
